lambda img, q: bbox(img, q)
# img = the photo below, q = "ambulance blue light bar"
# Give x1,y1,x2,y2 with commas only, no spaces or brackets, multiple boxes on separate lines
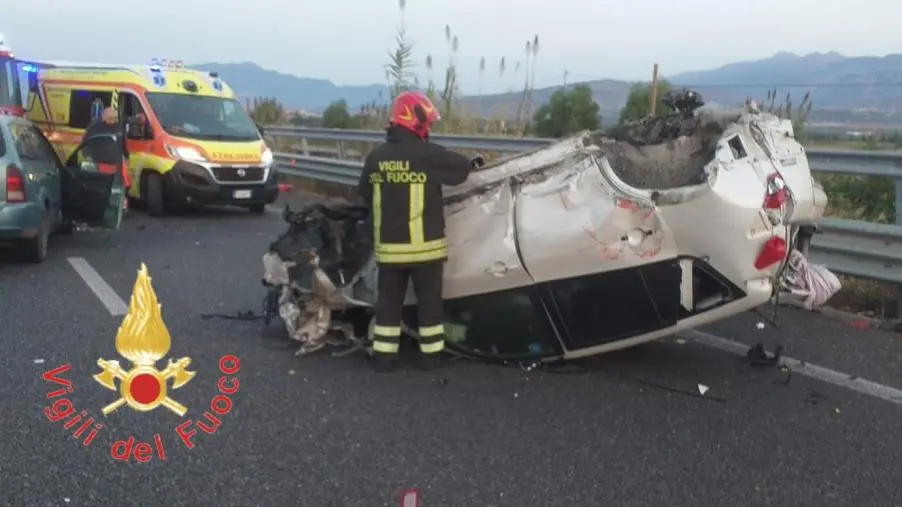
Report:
149,59,185,72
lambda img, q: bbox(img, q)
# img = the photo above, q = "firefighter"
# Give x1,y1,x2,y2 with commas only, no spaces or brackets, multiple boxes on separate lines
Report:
357,91,472,373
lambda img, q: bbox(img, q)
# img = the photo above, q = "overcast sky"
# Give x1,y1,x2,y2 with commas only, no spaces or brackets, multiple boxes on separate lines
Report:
4,0,901,94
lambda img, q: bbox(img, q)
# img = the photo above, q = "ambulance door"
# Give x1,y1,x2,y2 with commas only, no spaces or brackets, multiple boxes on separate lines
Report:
120,91,155,196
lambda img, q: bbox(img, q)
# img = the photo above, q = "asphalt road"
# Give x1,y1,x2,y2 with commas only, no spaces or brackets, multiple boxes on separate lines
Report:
2,194,902,507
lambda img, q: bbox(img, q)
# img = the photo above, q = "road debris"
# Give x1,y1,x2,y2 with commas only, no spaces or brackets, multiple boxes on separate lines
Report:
747,343,784,367
697,384,709,395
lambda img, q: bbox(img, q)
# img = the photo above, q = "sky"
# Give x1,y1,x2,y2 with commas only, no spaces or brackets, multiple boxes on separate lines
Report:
4,0,901,94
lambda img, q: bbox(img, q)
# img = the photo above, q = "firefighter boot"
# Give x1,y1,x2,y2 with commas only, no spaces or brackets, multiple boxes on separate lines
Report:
370,351,401,373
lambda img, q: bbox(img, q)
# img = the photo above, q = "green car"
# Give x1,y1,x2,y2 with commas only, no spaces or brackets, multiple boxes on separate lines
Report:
0,116,126,262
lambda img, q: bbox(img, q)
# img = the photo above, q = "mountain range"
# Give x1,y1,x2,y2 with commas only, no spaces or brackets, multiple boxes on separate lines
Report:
195,52,902,127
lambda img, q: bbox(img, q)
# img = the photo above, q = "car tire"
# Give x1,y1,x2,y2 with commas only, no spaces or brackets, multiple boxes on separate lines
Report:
145,171,165,217
247,204,266,214
22,211,50,263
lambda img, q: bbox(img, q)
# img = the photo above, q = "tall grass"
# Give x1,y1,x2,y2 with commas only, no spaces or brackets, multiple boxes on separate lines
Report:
376,0,540,136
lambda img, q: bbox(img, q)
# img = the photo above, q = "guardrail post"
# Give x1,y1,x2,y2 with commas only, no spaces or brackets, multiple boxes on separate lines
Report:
895,177,902,321
337,140,346,160
300,137,310,156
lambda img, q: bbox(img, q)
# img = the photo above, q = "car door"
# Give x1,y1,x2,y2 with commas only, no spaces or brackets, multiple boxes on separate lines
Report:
512,146,683,350
60,134,126,229
27,124,65,219
7,119,57,211
441,178,536,300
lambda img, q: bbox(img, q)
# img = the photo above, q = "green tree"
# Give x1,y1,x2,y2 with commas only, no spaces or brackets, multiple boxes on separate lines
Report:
248,97,285,125
532,85,600,138
321,100,356,128
617,79,674,124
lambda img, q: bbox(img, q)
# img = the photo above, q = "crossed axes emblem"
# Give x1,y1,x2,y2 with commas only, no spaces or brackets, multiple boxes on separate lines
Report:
94,357,196,416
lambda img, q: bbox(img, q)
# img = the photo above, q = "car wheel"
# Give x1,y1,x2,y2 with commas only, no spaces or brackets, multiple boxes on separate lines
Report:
144,172,165,217
247,204,266,214
22,211,50,263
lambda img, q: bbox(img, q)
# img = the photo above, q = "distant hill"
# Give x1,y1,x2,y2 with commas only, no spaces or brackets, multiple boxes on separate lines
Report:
463,52,902,126
195,53,902,126
193,62,387,112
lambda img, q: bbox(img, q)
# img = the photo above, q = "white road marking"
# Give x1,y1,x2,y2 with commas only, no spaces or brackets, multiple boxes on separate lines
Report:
66,257,129,316
61,250,902,407
684,329,902,406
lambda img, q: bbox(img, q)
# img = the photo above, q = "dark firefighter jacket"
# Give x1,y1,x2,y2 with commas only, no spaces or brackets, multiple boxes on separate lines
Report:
358,126,472,265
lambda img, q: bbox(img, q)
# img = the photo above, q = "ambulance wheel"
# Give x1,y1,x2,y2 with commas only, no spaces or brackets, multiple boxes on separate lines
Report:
144,172,165,217
247,204,266,214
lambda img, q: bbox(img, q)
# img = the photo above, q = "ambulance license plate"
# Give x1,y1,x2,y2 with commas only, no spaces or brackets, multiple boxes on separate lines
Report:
233,190,252,199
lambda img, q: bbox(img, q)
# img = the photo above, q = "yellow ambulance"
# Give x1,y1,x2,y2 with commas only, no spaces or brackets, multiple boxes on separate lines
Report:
24,59,278,215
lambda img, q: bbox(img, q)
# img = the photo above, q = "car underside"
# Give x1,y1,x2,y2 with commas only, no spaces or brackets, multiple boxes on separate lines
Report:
262,95,838,363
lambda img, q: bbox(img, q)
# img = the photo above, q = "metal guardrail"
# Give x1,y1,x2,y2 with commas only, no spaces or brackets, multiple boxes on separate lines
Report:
264,126,550,153
810,218,902,285
268,126,902,306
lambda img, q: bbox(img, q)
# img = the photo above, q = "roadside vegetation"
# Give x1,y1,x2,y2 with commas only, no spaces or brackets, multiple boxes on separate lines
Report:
247,0,901,318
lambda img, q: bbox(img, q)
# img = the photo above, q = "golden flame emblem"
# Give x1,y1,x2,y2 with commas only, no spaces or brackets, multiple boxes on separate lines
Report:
93,263,196,416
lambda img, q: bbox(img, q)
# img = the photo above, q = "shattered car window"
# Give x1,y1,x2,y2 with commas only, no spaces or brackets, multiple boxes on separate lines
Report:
442,287,562,359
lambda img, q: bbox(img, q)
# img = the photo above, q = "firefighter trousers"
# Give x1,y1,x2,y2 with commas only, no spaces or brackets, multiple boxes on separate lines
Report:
372,262,445,355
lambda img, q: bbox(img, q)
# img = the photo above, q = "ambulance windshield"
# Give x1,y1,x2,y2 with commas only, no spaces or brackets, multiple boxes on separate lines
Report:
0,57,23,109
146,93,260,142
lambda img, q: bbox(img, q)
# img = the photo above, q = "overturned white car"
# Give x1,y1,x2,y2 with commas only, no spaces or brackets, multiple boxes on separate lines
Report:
263,95,835,363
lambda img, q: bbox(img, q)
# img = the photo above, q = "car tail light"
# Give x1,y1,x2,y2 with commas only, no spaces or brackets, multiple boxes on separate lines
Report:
763,172,787,209
754,236,787,270
5,164,25,203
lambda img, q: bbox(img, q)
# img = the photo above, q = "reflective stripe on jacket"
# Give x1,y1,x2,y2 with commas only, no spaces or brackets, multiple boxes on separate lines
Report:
358,126,471,265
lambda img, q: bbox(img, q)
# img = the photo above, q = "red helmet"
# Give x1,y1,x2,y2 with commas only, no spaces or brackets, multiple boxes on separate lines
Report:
389,91,440,138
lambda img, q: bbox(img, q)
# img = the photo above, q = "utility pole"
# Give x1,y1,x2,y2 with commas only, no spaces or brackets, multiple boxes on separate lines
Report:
649,63,660,116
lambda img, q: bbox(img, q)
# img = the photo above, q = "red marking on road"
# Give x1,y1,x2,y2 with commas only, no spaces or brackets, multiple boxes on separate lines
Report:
848,320,871,330
400,489,420,507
